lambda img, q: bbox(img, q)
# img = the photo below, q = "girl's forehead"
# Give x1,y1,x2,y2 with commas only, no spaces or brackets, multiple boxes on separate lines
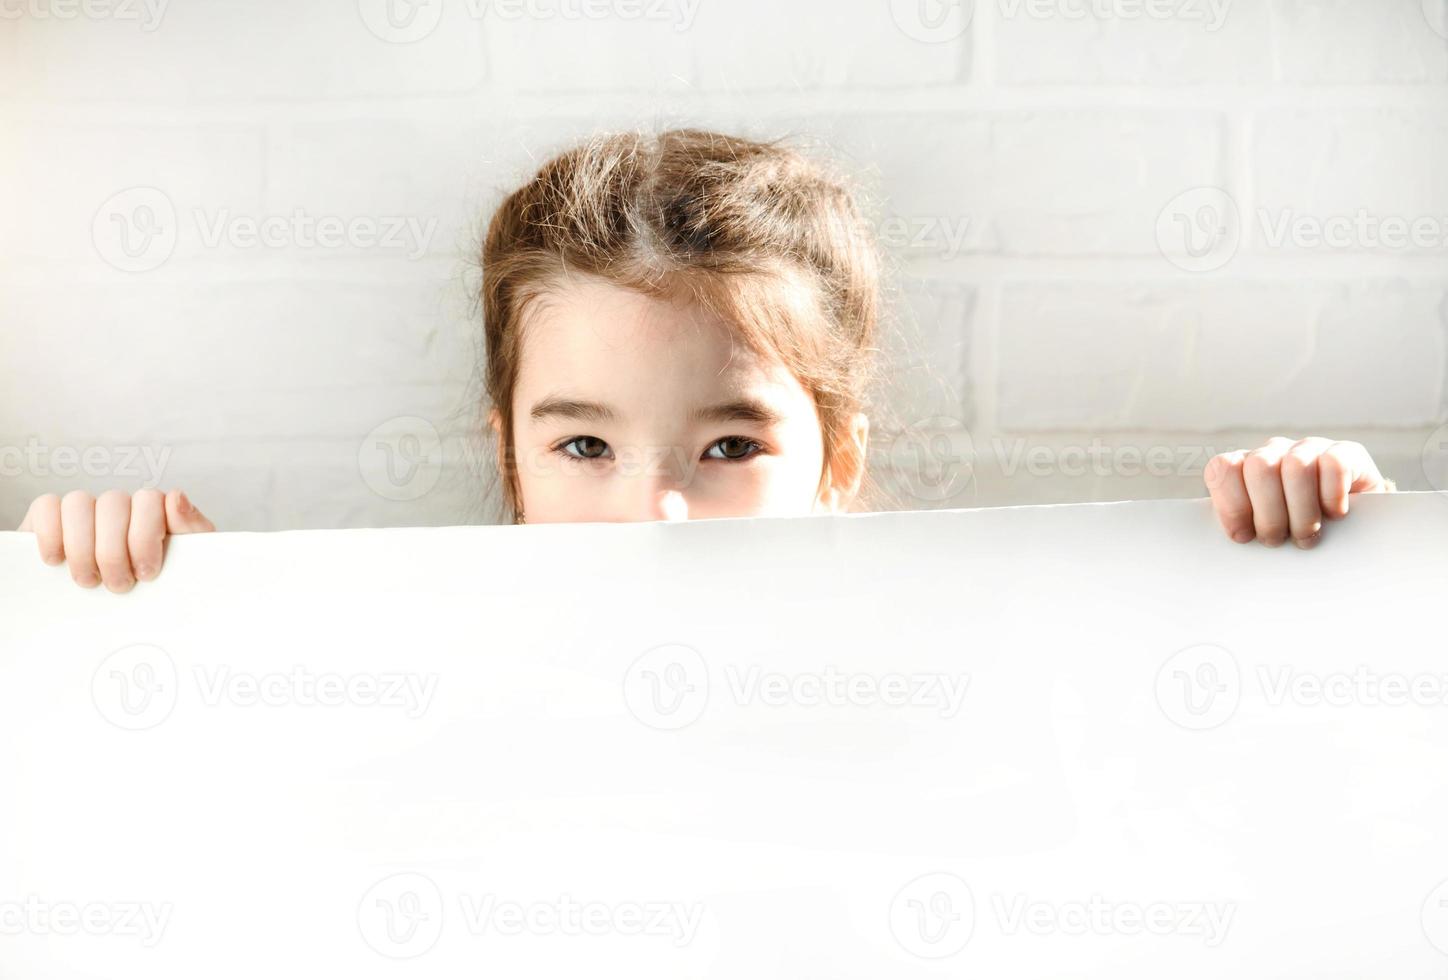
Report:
518,277,770,382
513,280,814,426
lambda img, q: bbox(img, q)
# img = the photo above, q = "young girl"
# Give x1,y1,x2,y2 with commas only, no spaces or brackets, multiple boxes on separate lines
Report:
16,129,1395,593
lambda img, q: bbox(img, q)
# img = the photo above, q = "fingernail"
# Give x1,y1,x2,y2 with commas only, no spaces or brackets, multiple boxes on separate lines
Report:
1232,530,1254,544
134,565,156,581
177,491,193,515
1294,533,1320,550
1262,535,1284,548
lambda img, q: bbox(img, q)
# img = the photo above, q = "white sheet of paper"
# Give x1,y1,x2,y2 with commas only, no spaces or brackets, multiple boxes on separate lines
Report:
2,492,1447,978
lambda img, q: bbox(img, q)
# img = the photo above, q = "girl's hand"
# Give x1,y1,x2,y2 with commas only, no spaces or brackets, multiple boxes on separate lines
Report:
1204,437,1394,549
16,489,215,592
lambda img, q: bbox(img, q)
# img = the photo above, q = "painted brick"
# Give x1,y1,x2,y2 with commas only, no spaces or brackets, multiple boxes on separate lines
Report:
994,0,1272,84
996,281,1447,430
8,1,485,102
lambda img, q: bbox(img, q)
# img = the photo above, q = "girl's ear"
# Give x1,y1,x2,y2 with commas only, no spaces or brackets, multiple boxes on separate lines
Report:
816,412,870,515
488,408,505,477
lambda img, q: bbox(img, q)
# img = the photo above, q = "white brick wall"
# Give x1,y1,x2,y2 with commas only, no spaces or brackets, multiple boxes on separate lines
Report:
2,0,1446,529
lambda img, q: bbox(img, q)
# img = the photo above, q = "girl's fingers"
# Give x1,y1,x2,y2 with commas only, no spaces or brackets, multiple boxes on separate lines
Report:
60,491,101,588
1204,451,1254,543
94,490,137,593
1318,442,1353,520
164,489,216,535
127,488,167,582
1281,438,1331,549
1242,437,1294,547
19,494,66,565
1318,441,1388,520
22,488,212,589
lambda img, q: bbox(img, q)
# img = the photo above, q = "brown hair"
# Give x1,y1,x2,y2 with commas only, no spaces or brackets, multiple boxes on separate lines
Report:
480,128,882,523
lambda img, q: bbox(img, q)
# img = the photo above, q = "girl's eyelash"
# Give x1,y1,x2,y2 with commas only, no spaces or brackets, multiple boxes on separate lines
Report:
549,436,767,462
551,436,611,462
703,437,766,461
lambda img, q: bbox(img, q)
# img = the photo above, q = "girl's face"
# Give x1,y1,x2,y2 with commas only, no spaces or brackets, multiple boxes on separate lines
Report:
492,275,868,524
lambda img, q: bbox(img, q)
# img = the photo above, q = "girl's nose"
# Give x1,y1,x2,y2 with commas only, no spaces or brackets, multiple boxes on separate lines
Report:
655,490,689,522
625,444,692,522
605,443,693,522
622,486,689,523
622,483,689,524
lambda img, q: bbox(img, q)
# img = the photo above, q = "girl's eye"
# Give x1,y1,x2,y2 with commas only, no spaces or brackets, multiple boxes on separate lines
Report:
704,436,764,461
556,436,612,460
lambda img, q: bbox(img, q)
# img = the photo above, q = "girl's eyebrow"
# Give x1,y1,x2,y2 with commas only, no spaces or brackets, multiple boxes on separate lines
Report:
692,398,783,427
529,395,783,427
529,396,615,423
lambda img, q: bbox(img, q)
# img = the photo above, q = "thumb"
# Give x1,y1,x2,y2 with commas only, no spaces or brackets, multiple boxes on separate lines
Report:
1343,443,1390,494
164,489,217,534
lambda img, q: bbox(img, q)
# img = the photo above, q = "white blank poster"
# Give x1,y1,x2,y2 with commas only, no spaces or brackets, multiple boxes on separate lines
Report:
2,493,1448,978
